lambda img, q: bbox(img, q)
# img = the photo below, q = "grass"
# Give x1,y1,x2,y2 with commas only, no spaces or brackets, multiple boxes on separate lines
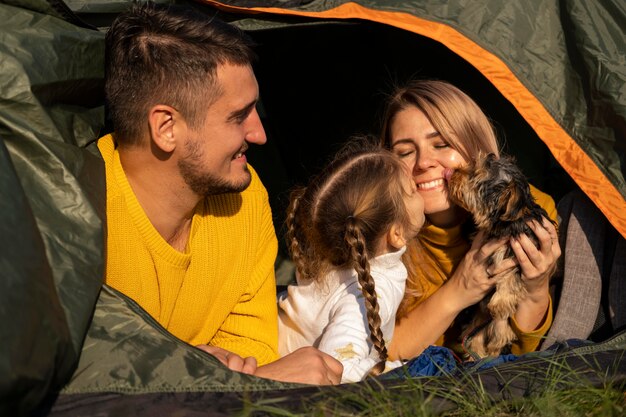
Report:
238,351,626,417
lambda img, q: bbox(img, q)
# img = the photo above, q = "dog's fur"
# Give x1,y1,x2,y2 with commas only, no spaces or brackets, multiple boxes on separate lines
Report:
446,152,555,358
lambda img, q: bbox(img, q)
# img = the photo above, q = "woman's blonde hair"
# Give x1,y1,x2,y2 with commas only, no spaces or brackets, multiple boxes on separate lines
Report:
285,137,413,376
380,80,501,317
381,79,500,161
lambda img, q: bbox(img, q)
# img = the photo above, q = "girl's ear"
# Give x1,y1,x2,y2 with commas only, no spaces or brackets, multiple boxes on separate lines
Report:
387,223,407,250
148,104,184,153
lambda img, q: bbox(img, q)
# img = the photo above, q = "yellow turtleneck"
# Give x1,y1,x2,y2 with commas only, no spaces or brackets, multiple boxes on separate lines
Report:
98,134,279,365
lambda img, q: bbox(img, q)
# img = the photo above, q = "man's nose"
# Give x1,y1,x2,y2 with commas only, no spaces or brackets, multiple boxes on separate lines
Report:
245,109,267,145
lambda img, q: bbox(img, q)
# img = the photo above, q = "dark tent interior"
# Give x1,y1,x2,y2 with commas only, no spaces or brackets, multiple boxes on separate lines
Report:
240,19,576,260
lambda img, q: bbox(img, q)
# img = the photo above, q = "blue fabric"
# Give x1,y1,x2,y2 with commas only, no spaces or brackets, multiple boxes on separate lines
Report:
383,345,457,378
381,338,592,380
462,353,518,373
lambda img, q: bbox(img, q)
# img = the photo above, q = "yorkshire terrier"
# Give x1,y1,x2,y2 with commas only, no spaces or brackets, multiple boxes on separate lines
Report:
445,152,555,358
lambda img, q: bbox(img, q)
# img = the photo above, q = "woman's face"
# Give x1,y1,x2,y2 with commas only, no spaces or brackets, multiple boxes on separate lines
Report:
389,105,467,227
399,169,425,241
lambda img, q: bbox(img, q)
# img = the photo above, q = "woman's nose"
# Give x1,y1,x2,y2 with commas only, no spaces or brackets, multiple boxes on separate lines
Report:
414,149,436,171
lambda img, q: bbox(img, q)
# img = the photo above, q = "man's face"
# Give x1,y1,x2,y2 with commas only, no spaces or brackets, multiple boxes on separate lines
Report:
178,63,266,197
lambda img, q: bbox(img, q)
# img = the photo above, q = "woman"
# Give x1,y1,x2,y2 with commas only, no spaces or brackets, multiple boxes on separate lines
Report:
381,80,561,361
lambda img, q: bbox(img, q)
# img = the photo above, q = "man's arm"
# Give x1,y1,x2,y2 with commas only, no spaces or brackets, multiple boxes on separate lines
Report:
195,344,257,375
255,347,343,385
196,345,343,385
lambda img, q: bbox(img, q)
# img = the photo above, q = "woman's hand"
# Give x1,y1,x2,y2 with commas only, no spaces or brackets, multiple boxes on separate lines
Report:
510,217,561,299
447,231,509,310
510,217,560,332
389,231,509,360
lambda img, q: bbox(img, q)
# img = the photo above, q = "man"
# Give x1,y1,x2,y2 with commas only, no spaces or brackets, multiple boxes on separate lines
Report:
101,2,342,384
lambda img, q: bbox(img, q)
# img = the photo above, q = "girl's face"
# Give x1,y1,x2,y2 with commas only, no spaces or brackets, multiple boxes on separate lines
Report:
400,170,425,241
389,105,467,228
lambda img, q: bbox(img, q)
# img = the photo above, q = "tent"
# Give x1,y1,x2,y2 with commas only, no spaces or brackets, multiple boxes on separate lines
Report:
1,0,624,415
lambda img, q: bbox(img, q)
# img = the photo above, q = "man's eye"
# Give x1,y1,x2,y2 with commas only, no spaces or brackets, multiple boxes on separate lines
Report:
235,114,248,123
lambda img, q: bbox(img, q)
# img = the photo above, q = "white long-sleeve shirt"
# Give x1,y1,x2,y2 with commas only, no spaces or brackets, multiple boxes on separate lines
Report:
278,247,407,383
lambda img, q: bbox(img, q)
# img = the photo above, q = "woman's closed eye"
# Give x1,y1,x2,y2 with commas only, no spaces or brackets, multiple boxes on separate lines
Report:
391,143,416,158
396,149,415,158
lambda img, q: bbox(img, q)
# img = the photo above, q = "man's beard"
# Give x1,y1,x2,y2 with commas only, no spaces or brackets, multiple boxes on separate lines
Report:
178,139,251,197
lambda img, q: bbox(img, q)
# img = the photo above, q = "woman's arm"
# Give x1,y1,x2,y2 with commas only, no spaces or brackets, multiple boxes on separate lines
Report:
388,278,470,360
511,218,560,332
388,233,506,360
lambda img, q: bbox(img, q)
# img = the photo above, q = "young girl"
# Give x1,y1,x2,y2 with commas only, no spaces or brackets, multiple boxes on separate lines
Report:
277,139,425,383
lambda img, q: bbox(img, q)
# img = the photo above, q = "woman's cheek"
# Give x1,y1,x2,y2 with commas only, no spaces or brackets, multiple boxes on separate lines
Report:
445,151,466,169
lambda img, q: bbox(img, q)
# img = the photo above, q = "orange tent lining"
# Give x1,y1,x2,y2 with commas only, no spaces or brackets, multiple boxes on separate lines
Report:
203,1,626,239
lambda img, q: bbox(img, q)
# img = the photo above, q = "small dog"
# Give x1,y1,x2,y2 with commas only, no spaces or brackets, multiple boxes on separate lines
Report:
445,152,555,358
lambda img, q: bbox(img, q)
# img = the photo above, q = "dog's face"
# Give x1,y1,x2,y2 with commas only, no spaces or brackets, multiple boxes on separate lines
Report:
446,153,534,230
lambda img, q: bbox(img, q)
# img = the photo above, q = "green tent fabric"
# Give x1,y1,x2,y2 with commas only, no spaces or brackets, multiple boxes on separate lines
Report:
1,0,625,415
0,1,105,413
200,0,626,240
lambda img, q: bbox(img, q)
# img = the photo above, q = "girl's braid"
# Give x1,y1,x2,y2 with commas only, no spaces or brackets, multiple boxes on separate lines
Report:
345,217,388,376
285,187,309,279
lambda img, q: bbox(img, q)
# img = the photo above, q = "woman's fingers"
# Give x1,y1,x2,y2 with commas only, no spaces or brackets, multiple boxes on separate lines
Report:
450,232,505,305
488,258,517,277
510,236,533,273
515,232,542,268
475,236,508,261
514,218,561,278
528,219,551,254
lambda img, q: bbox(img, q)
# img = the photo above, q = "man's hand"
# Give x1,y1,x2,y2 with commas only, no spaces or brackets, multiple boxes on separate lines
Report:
195,344,257,375
255,346,343,385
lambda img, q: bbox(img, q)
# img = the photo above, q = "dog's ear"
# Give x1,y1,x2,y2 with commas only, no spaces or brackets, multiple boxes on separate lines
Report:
499,183,527,221
476,152,496,170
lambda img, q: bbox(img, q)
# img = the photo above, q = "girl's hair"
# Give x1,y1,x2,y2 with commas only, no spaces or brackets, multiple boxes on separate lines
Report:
285,137,411,376
379,80,501,318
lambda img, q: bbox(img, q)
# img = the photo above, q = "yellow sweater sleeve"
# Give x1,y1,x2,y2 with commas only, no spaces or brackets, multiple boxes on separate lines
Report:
209,170,279,365
510,297,553,354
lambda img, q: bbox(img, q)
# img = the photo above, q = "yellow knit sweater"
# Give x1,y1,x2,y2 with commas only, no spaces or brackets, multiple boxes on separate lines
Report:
98,134,279,365
403,185,558,355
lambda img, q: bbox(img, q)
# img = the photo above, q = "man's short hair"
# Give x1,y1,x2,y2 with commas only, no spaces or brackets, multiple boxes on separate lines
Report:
105,2,255,146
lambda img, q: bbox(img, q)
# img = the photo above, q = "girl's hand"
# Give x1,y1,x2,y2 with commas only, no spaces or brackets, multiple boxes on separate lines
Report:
510,217,561,300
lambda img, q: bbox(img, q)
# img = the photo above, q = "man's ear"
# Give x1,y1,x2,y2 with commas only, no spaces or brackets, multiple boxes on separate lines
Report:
148,105,182,153
387,223,407,250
